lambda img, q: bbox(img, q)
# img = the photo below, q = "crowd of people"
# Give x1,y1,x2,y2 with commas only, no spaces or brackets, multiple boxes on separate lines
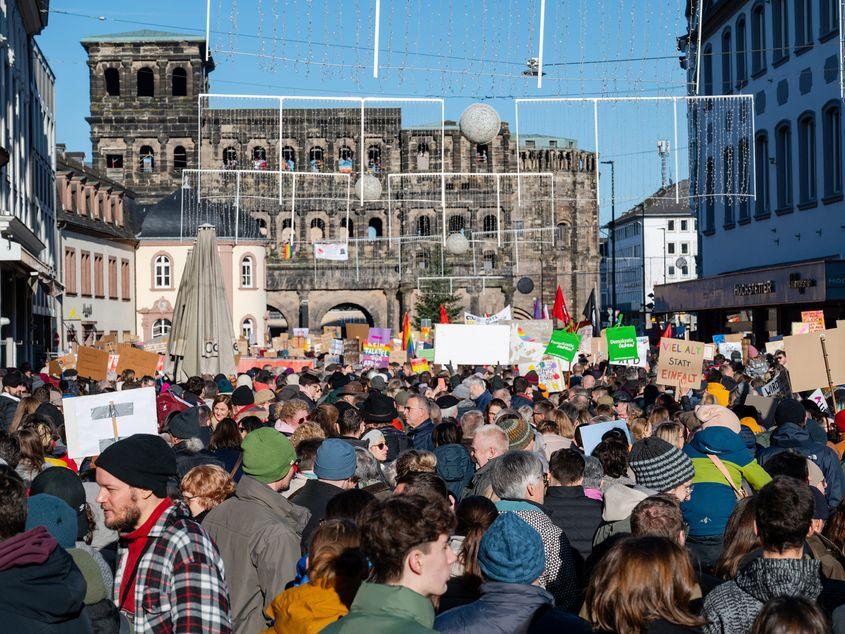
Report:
0,347,844,633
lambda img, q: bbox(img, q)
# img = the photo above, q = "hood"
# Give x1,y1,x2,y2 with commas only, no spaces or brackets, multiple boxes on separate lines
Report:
688,425,748,456
735,557,822,603
350,582,435,628
276,582,346,625
601,482,652,522
770,423,812,448
237,474,310,533
0,525,55,571
434,444,474,484
0,529,86,624
477,581,552,618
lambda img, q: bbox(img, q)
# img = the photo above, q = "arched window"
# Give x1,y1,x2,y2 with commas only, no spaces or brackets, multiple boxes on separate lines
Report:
340,218,354,239
772,0,789,62
223,147,238,169
252,146,267,169
555,222,571,246
310,218,325,241
309,147,324,173
338,146,354,160
282,146,296,171
798,112,817,204
104,68,120,96
367,145,381,170
139,146,155,173
241,318,255,343
241,255,254,287
137,67,154,97
723,146,735,225
367,218,383,240
447,214,465,234
152,318,172,338
173,146,187,171
417,215,432,236
475,144,489,162
775,121,793,210
416,141,431,169
702,44,713,95
823,101,842,198
794,0,812,47
755,132,770,216
338,146,354,173
735,16,747,85
483,250,496,272
281,218,293,243
417,142,430,155
482,214,497,233
721,29,732,94
171,67,187,96
153,254,171,288
417,249,430,271
751,3,767,74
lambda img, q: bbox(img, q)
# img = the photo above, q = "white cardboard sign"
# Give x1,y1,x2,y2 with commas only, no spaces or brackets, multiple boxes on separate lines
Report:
434,324,511,366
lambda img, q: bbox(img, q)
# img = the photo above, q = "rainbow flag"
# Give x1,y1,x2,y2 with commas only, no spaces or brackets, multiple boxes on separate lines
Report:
282,242,293,259
401,312,411,350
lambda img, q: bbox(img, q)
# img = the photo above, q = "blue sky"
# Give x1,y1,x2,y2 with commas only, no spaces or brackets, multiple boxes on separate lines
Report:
38,0,692,223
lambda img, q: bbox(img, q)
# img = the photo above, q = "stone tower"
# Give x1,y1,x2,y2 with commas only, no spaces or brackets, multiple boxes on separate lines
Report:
81,30,214,204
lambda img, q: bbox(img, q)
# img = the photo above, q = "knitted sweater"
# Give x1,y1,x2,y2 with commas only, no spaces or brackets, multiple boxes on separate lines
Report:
702,558,821,634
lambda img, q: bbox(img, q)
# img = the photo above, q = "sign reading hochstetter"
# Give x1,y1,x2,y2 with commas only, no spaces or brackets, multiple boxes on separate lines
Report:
656,337,706,392
604,326,639,362
545,330,581,363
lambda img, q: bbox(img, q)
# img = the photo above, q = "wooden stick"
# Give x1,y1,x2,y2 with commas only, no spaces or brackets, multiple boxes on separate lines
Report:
108,402,119,440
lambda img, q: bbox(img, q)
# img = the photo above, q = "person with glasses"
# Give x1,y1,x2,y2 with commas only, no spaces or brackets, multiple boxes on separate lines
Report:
361,428,389,463
297,373,323,411
405,394,436,452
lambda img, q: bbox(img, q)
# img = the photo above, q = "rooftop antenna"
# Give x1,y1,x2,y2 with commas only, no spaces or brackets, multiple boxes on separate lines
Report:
657,139,671,188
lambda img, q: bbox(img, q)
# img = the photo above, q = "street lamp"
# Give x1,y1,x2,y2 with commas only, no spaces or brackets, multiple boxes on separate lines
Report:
600,160,616,322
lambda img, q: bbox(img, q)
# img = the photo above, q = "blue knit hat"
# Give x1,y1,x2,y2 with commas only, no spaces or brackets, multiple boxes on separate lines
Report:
26,493,77,549
478,512,545,584
314,439,357,480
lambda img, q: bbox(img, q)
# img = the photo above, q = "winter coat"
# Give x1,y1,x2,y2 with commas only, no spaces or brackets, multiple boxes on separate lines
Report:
462,457,499,501
510,394,534,411
683,427,771,537
0,392,19,432
495,499,579,611
543,485,603,560
203,474,310,634
67,547,121,633
0,526,91,633
758,423,845,508
434,443,475,502
593,478,653,548
378,424,410,461
264,581,349,634
702,558,822,634
173,438,225,479
541,434,572,461
434,582,591,634
212,447,244,481
289,479,346,552
408,419,436,452
474,390,493,412
322,582,437,633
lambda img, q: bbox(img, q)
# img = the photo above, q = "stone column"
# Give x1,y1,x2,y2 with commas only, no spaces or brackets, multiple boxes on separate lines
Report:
297,290,309,329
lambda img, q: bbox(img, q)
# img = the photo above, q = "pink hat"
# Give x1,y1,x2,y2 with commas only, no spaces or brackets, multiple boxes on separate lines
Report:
694,404,741,434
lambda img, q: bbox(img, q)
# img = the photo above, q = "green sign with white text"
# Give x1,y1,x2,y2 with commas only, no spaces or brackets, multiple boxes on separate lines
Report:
545,330,581,363
605,326,639,362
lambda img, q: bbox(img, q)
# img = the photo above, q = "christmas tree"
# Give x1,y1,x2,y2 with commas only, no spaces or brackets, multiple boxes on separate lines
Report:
412,245,463,327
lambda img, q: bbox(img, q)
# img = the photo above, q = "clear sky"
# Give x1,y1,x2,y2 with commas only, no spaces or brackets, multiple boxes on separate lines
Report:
38,0,693,224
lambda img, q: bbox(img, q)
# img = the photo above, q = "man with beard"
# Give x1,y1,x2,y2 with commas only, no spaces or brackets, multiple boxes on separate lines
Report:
95,434,232,633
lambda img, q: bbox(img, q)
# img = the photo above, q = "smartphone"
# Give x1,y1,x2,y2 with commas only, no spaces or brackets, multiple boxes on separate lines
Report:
438,377,446,390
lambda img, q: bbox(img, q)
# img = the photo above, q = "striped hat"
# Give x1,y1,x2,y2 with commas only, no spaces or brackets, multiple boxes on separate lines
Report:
496,415,533,450
628,437,694,493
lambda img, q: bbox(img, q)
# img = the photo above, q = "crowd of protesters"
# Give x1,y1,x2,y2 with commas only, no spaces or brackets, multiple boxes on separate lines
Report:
0,347,844,633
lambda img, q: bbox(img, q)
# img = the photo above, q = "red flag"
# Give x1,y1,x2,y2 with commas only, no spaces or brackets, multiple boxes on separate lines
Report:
552,286,573,328
662,323,673,339
439,304,449,324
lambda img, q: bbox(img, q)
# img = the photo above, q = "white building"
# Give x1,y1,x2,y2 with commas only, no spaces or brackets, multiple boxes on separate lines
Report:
655,0,845,340
604,180,697,331
0,2,60,367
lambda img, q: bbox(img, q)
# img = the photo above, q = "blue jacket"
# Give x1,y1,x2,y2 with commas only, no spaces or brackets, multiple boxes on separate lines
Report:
758,423,845,508
434,582,591,634
474,390,493,412
434,443,475,502
408,419,436,452
511,394,534,411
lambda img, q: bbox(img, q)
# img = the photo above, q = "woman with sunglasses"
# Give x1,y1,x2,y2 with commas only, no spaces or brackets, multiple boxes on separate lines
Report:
361,428,389,463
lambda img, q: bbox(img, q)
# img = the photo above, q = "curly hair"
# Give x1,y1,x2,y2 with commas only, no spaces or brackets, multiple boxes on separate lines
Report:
180,465,236,512
291,421,326,448
394,449,437,479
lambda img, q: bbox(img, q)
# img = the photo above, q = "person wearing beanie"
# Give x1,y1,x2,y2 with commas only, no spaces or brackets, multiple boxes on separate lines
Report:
759,398,844,509
165,407,224,484
435,512,591,634
203,428,309,634
289,438,358,552
94,434,232,632
231,384,256,418
628,437,695,501
682,420,773,570
495,412,534,451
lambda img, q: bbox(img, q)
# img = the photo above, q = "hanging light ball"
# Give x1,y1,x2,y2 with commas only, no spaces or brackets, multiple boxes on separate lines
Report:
445,232,470,255
459,103,502,145
355,174,382,201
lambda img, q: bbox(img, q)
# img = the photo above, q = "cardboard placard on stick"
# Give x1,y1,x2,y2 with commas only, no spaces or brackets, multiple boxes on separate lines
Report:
824,328,845,387
782,332,829,393
746,392,778,427
76,346,109,381
656,338,706,392
346,323,370,342
115,345,161,377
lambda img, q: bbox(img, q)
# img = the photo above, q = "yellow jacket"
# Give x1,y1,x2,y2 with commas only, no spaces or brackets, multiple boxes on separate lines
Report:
706,382,730,406
264,581,348,634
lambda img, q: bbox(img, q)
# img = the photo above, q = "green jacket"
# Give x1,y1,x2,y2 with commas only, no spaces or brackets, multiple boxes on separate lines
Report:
322,582,436,633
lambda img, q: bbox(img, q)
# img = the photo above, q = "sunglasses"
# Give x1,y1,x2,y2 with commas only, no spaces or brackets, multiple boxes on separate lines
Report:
372,442,387,450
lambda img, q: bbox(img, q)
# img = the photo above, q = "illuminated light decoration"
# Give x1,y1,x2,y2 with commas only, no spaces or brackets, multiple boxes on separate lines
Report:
459,103,502,145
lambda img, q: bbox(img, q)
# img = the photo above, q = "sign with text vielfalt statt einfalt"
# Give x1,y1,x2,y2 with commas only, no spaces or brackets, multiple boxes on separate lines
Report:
656,338,706,392
604,326,639,362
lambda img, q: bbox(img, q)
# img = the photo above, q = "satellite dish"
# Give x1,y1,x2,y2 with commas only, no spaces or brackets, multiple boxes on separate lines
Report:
675,256,688,268
516,277,534,294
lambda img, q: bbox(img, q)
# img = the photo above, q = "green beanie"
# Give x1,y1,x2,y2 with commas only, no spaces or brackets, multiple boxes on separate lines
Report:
242,427,297,484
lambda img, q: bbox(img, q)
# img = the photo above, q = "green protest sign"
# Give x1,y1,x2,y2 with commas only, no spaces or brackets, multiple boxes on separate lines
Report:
418,348,435,362
545,330,581,363
605,326,639,362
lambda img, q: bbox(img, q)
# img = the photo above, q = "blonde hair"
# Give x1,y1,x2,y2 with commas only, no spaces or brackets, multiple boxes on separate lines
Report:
394,449,437,479
8,397,41,434
180,465,235,511
280,398,309,421
629,418,652,442
291,421,326,448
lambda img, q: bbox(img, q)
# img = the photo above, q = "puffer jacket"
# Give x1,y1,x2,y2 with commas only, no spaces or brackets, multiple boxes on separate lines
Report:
758,423,845,508
264,581,349,634
543,486,602,560
592,478,653,548
702,558,822,634
434,582,592,633
322,582,436,633
683,427,771,537
434,444,475,502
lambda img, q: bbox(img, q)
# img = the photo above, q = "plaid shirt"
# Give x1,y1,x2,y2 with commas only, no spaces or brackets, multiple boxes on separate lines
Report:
114,501,232,633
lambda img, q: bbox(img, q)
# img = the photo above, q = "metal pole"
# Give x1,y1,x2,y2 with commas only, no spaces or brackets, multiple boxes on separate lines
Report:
641,187,647,330
601,160,616,321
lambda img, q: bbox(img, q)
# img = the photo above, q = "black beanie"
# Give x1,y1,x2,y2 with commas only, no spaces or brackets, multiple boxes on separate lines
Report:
774,398,806,427
95,434,176,498
231,385,255,407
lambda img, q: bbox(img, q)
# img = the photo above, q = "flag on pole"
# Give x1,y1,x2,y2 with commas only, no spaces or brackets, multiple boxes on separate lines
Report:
662,322,673,340
282,242,294,259
439,304,449,324
401,312,412,350
533,298,542,320
552,286,573,329
543,304,550,320
581,288,601,334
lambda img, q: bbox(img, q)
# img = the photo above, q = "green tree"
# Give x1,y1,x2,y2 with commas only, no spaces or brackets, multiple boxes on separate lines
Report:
412,245,463,327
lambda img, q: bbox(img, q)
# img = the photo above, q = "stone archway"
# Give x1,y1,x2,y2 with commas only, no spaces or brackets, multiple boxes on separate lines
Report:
309,291,387,331
320,303,375,330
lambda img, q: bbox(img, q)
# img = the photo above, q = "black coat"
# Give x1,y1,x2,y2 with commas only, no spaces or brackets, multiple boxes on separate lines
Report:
0,393,18,432
542,485,603,560
289,478,345,552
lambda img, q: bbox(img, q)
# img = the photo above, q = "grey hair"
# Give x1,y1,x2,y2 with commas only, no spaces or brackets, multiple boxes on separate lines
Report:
354,447,382,485
582,455,605,490
474,424,509,455
407,393,431,416
490,451,544,500
516,405,533,426
464,376,485,391
459,410,485,438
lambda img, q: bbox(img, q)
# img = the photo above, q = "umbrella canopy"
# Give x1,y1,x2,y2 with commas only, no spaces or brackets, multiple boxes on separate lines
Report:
165,224,237,382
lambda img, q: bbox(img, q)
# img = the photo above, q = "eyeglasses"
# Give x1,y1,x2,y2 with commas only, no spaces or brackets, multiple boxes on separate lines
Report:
372,442,386,450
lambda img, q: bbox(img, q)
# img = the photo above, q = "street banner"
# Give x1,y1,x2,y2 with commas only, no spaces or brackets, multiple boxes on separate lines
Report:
313,242,349,261
802,310,825,333
518,357,568,392
508,320,553,364
580,420,633,456
783,332,829,393
464,306,512,325
64,387,157,460
545,330,581,363
656,338,706,391
410,358,430,374
613,336,650,369
434,324,511,366
605,326,639,362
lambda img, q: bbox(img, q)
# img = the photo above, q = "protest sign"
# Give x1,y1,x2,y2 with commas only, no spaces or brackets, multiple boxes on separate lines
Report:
613,336,650,369
464,306,512,325
604,326,638,363
576,324,593,355
746,392,778,427
518,357,567,392
292,327,309,338
323,326,342,338
590,336,607,361
545,330,581,363
64,387,157,460
410,358,430,374
656,338,706,391
765,339,785,356
346,323,370,342
783,332,829,393
802,310,825,333
823,328,845,387
508,320,553,364
342,338,360,364
418,348,436,362
580,420,633,456
329,339,344,356
808,389,831,413
717,341,743,360
434,324,511,365
703,344,716,361
420,319,432,342
759,371,790,398
76,346,110,381
791,322,811,336
115,345,161,377
361,329,391,369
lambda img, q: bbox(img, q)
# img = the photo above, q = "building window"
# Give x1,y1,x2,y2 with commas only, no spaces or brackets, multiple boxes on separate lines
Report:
448,214,465,234
724,145,735,225
241,318,255,343
309,218,325,242
772,0,789,62
482,214,498,233
367,145,382,171
64,248,77,295
241,255,254,287
340,218,354,239
417,215,432,236
120,259,130,301
704,158,715,231
794,0,813,47
367,218,383,240
751,3,767,74
821,0,839,35
775,122,793,210
308,147,325,172
137,67,154,97
152,319,172,338
104,68,120,96
252,146,267,169
798,112,817,204
81,251,91,296
139,146,155,173
173,146,187,171
475,144,490,162
223,147,238,169
106,154,123,169
681,242,689,254
823,102,843,197
417,249,430,271
281,219,293,243
667,220,675,231
483,251,496,272
108,257,118,299
702,44,713,95
282,146,296,171
681,220,688,231
171,67,187,96
735,18,747,86
668,266,676,276
667,242,676,254
738,138,751,220
755,133,770,215
721,29,733,94
154,254,172,288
